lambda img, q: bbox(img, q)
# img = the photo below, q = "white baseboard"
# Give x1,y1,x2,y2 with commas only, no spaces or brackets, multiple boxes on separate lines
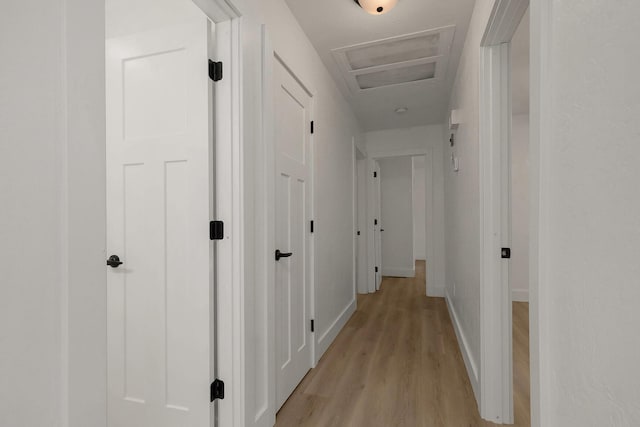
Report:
315,298,357,364
512,289,529,302
427,285,445,298
382,267,415,278
445,290,480,402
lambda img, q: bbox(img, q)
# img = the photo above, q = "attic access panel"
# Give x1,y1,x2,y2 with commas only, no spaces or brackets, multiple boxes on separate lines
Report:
332,26,455,93
355,62,436,89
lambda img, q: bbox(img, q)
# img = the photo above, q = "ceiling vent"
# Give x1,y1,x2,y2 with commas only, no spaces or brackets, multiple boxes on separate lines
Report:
332,26,455,93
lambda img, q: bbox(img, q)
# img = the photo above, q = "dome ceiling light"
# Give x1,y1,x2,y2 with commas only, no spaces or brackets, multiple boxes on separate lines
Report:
353,0,399,15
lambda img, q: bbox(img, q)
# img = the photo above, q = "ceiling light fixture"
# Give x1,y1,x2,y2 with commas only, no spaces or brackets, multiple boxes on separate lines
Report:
353,0,398,15
395,107,408,114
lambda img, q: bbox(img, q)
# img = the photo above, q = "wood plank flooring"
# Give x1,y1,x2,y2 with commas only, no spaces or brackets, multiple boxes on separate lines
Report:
276,261,531,427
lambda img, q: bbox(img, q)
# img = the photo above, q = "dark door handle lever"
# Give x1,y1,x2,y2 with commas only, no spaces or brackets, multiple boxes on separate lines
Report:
107,255,123,268
275,249,293,261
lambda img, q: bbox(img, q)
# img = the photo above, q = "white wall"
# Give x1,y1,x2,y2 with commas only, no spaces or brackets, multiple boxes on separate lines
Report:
0,0,106,426
511,114,529,301
413,156,427,260
366,124,446,296
379,157,415,277
533,1,640,425
442,0,501,397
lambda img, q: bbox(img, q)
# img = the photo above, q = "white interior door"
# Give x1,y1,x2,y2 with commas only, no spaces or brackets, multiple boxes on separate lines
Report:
274,58,313,410
106,10,214,427
356,158,368,294
373,161,383,290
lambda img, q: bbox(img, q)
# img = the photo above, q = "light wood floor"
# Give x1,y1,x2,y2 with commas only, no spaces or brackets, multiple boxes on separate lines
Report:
276,261,530,427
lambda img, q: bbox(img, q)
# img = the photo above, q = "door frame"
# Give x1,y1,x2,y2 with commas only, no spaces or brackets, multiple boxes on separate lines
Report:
478,0,529,424
366,147,436,296
353,143,368,294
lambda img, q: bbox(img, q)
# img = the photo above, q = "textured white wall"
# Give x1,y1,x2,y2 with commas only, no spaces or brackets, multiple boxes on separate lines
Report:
511,114,529,301
443,0,501,395
379,157,415,277
413,157,427,260
535,1,640,425
0,0,106,426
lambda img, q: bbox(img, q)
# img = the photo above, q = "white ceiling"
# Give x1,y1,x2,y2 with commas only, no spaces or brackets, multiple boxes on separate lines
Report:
284,0,476,131
511,7,529,115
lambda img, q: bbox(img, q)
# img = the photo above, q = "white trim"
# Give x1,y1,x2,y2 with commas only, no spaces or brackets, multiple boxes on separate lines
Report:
511,289,529,302
315,299,357,363
529,1,551,425
479,1,528,424
250,25,276,427
446,290,479,399
197,3,244,424
382,267,415,278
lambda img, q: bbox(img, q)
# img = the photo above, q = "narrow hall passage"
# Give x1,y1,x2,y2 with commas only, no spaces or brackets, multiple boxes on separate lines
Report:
276,261,524,426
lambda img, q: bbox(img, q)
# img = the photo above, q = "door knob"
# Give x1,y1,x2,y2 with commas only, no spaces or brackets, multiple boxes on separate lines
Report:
275,249,293,261
107,255,123,268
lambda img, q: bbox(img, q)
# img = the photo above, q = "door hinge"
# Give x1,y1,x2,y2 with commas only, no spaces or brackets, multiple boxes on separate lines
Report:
310,319,315,333
374,219,378,225
310,220,314,233
208,60,223,82
501,248,511,259
375,266,379,273
373,171,377,178
357,231,361,236
210,379,224,402
310,121,314,134
210,221,224,240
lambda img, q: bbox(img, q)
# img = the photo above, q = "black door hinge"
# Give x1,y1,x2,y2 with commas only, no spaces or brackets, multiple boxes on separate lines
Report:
310,121,314,134
310,319,315,333
310,220,314,233
209,60,223,82
501,248,511,259
373,171,377,178
374,219,378,225
210,221,224,240
210,379,224,402
375,266,379,273
357,231,361,236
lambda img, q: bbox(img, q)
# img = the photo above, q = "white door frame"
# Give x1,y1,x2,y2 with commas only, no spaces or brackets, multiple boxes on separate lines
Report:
366,147,436,296
354,143,368,295
478,0,529,424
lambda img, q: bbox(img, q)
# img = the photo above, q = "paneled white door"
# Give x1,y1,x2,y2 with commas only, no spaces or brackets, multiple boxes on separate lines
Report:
374,161,383,290
274,58,313,410
106,12,214,427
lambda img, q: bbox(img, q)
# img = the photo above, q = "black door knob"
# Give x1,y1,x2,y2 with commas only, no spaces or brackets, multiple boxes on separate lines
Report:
107,255,123,268
275,249,293,261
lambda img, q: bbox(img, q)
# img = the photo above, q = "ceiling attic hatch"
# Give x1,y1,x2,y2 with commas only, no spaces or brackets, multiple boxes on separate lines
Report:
332,26,455,93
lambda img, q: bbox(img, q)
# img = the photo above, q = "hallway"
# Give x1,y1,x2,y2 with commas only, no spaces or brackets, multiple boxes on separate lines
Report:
276,261,530,426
